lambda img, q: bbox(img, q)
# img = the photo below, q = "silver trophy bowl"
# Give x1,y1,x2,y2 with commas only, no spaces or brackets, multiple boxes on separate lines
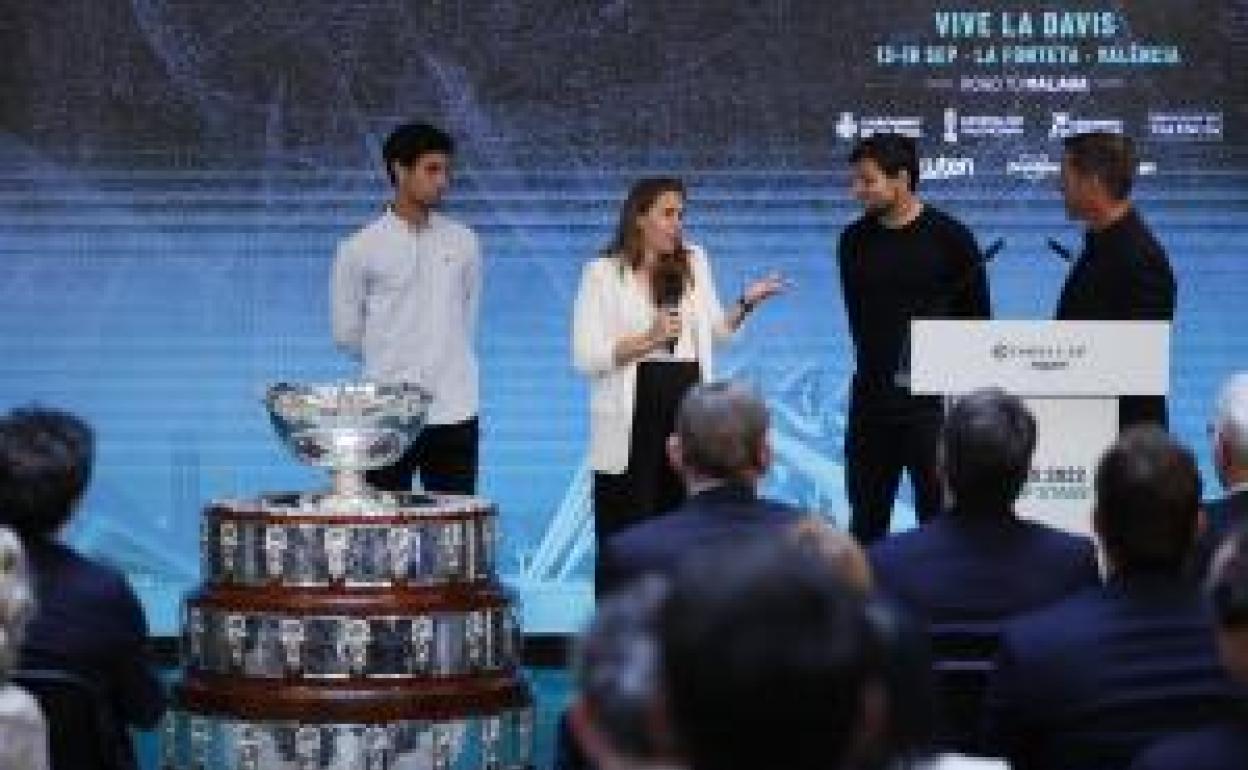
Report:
265,382,431,499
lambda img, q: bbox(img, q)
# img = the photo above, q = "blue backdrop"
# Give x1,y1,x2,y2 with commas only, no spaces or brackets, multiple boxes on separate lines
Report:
2,0,1246,633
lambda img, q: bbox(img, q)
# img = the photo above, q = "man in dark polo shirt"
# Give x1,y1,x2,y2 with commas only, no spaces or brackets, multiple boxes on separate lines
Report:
1055,131,1176,430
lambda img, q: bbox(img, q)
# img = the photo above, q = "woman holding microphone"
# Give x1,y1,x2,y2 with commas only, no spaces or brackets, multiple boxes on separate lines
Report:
572,177,784,589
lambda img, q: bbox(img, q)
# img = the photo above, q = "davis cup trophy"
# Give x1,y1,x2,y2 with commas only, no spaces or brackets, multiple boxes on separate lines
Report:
163,383,534,770
265,382,429,504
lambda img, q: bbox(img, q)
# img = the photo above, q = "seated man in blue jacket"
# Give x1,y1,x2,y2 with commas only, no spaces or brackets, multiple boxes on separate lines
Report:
597,380,802,597
1131,526,1248,770
0,408,166,769
870,388,1100,625
983,426,1241,770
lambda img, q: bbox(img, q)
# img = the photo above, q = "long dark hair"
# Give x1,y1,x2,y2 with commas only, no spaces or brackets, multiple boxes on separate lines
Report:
603,177,693,304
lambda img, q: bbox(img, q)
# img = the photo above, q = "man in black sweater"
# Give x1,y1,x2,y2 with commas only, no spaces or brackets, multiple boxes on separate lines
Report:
838,133,991,543
1055,131,1176,429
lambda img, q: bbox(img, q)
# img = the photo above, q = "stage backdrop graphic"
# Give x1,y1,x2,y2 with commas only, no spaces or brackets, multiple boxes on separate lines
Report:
2,0,1246,632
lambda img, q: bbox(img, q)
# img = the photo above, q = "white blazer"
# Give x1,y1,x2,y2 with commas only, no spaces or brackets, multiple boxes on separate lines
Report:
572,243,737,473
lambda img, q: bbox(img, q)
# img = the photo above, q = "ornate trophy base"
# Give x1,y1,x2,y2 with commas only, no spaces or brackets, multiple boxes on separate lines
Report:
163,676,533,770
163,384,533,769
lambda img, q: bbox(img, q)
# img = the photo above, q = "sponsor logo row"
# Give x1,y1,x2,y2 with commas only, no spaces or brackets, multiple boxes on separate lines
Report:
918,153,1158,181
835,109,1223,143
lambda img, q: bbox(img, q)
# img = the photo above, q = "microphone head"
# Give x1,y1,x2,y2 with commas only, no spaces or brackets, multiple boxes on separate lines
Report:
658,267,684,307
1046,239,1073,262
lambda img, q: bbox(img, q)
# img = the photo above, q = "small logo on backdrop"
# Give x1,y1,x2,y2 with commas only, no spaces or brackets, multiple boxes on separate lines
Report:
920,156,975,180
1147,111,1223,142
1006,153,1061,181
1050,112,1124,140
942,109,1026,143
835,112,924,140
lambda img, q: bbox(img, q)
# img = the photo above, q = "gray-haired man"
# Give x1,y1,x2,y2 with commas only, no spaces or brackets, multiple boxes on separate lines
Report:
1194,372,1248,574
596,380,802,597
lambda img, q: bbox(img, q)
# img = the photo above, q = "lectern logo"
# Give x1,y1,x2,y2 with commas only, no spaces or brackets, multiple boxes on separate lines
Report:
991,342,1088,371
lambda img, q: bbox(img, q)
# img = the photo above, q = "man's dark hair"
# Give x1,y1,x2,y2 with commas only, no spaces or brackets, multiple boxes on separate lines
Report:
1063,131,1136,201
943,388,1037,515
0,407,94,540
1094,425,1201,574
850,133,920,192
659,540,883,770
673,380,768,483
1209,528,1248,630
574,575,668,760
382,122,455,185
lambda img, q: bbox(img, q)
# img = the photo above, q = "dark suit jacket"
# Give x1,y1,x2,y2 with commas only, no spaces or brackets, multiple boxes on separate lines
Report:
983,572,1241,770
1128,717,1248,770
869,511,1100,625
1055,207,1176,429
19,539,167,761
597,483,802,596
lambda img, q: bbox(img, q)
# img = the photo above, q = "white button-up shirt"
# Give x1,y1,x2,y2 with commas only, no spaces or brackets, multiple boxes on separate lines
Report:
331,209,481,425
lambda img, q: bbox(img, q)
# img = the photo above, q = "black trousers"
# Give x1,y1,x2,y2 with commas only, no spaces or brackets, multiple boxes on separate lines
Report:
845,383,944,545
365,416,479,495
593,360,700,593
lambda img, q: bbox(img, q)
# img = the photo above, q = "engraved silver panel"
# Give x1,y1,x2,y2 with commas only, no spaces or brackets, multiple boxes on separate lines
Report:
185,607,519,680
202,515,495,588
163,707,535,770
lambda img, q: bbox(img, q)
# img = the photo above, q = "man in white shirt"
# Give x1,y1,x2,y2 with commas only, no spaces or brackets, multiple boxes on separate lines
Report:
331,122,482,494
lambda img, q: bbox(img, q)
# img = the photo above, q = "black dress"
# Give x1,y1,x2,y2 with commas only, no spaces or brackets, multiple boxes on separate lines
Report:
592,358,700,591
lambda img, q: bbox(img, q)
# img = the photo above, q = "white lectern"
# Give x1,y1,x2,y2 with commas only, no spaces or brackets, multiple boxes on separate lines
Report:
909,319,1170,536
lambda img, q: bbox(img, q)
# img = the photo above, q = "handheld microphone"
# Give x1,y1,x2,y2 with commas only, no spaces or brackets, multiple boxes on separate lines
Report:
1046,238,1074,263
658,269,684,354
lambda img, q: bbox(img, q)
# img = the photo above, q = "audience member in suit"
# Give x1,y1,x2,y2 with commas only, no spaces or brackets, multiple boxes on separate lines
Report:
794,519,992,769
983,426,1241,770
870,388,1101,624
596,380,803,597
1054,131,1176,430
1194,372,1248,574
0,408,166,769
658,539,891,770
0,526,49,770
1131,527,1248,770
562,575,679,770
